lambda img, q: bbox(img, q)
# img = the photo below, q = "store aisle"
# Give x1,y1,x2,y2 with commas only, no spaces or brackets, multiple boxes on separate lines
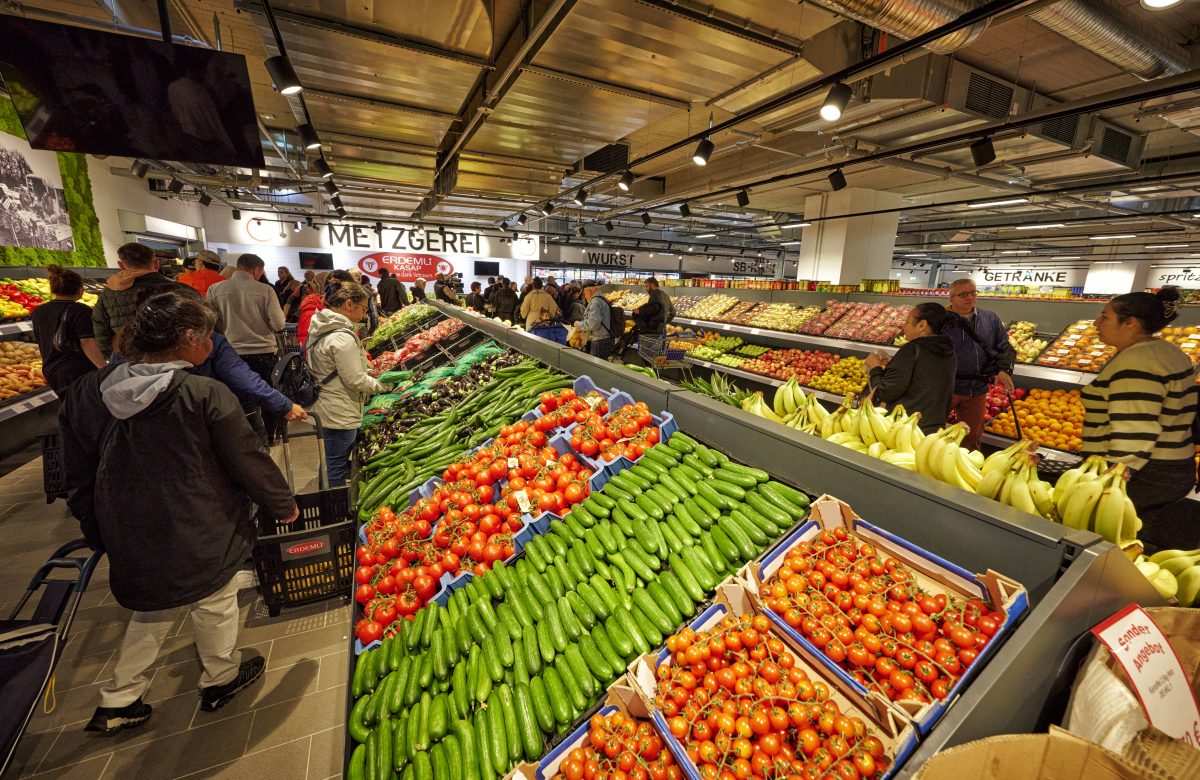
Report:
2,438,348,780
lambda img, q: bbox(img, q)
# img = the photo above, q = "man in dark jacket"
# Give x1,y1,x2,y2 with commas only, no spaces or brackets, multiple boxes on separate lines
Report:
92,243,178,356
945,279,1016,449
632,277,673,333
465,281,487,311
377,268,408,314
491,280,518,324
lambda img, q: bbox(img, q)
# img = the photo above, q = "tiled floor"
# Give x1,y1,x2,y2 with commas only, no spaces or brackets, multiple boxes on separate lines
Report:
2,436,349,779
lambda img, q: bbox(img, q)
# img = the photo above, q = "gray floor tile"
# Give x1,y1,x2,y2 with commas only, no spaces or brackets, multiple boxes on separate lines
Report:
144,641,273,705
266,624,349,671
244,684,346,755
100,712,254,778
316,651,349,692
187,656,319,726
306,726,345,780
174,737,312,780
8,725,62,777
45,649,116,695
23,751,112,779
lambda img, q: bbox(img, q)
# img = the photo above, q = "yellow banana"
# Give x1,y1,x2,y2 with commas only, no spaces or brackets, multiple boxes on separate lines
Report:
914,427,942,477
1092,481,1127,544
1029,476,1055,520
1160,551,1200,577
967,449,985,471
1007,473,1038,516
922,435,947,480
1150,569,1179,601
858,404,877,446
977,467,1008,500
867,442,888,459
1175,566,1200,607
954,446,983,491
772,384,788,418
1149,548,1200,566
1061,479,1104,531
807,395,828,425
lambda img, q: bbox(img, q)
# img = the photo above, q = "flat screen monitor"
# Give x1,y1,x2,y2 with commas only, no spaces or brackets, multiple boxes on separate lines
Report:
0,17,265,168
474,260,500,276
298,252,333,270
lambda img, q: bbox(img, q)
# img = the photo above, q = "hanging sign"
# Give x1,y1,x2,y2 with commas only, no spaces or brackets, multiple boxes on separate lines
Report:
1148,268,1200,289
971,267,1087,287
358,252,454,282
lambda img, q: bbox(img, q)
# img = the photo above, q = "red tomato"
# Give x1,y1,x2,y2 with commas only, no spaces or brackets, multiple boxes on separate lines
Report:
356,620,383,644
373,602,398,626
376,575,397,595
354,584,375,604
413,574,437,600
354,566,375,585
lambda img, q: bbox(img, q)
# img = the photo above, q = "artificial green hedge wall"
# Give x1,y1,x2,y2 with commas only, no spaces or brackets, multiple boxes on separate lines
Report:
0,97,105,268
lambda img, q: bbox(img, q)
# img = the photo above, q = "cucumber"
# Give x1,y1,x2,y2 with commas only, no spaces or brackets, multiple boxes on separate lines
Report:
545,598,569,652
393,712,410,770
416,692,432,753
529,675,555,735
591,491,616,510
578,634,613,682
497,683,521,764
431,741,447,780
414,748,432,780
746,489,798,528
631,522,658,557
349,744,367,780
720,514,759,559
669,553,707,601
522,625,542,675
590,623,626,676
454,720,479,780
697,481,738,511
633,590,675,637
631,602,665,646
659,519,686,556
604,614,635,658
681,453,714,478
542,665,572,727
564,643,598,697
657,473,691,503
736,505,783,537
567,590,597,630
712,467,757,490
473,709,494,780
635,493,665,520
613,606,651,656
486,690,507,772
526,570,554,610
646,580,683,625
693,443,721,468
430,694,449,741
623,499,651,524
668,431,699,453
658,570,696,618
588,576,620,615
554,655,588,712
513,683,542,760
559,597,584,641
711,525,743,566
444,734,463,780
764,480,811,509
689,495,720,526
729,510,769,546
543,563,567,601
512,635,530,687
633,457,668,479
682,546,720,589
537,616,557,665
482,634,503,683
577,581,610,621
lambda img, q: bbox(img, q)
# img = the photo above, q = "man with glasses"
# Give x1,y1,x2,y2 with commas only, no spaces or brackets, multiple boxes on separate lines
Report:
946,279,1016,450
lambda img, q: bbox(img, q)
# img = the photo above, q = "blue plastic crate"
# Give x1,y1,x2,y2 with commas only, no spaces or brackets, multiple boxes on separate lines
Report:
751,514,1030,737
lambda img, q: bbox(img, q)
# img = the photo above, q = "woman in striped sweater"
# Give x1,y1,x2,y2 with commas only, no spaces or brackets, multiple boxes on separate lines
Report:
1082,287,1198,541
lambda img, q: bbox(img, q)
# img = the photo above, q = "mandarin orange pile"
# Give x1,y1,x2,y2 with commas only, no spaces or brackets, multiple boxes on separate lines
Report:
986,387,1083,452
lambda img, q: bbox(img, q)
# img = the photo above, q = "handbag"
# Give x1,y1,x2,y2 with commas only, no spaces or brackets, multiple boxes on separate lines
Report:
51,304,79,353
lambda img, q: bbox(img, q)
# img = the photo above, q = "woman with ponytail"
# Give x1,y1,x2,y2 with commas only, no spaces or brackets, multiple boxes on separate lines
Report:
1083,286,1199,540
30,265,106,393
864,302,958,433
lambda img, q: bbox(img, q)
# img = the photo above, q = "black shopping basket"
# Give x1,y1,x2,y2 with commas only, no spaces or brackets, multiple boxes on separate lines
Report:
38,433,67,504
251,413,355,617
275,325,301,356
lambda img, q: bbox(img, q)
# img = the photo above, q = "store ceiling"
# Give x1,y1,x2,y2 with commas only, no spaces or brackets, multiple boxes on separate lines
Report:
6,0,1200,269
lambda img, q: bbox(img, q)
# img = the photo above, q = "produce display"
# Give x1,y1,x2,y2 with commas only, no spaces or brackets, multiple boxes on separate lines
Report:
569,401,661,463
678,372,754,408
605,290,650,311
822,303,887,340
949,384,1013,427
738,349,839,385
716,301,763,325
748,303,821,332
733,344,770,358
1036,321,1115,372
0,341,45,400
1006,321,1049,364
556,709,680,780
668,296,705,317
986,388,1083,452
367,305,440,350
711,354,748,369
1137,548,1200,605
681,295,738,321
0,277,97,319
806,356,867,396
690,337,743,362
1160,325,1200,366
852,305,911,345
798,302,851,335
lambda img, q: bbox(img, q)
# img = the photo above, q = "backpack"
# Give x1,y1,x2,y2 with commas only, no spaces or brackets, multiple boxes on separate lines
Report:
271,327,351,407
599,296,624,339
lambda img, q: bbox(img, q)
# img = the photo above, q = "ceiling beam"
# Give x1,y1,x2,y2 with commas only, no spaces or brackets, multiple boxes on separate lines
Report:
521,65,691,110
302,89,460,122
633,0,805,56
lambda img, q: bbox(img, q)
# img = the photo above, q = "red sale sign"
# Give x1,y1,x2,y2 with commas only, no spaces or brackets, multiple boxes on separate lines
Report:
357,252,454,282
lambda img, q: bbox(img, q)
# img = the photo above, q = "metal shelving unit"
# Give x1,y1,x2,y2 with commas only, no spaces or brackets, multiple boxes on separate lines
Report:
0,320,33,337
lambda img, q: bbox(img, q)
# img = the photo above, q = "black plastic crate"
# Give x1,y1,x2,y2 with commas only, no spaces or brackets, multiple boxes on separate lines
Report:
276,326,301,355
39,433,67,504
252,485,355,617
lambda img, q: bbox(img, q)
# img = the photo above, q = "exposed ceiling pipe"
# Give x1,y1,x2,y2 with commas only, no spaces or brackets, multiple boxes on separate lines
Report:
8,6,210,46
798,0,991,54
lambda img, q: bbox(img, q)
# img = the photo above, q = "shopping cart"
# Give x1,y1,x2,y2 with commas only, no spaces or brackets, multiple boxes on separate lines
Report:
275,324,301,356
251,412,355,617
638,333,693,381
0,540,103,775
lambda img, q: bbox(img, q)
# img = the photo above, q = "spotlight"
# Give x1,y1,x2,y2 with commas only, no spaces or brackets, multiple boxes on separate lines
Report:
374,221,383,233
736,190,750,208
605,221,614,232
306,216,314,228
618,171,635,191
198,193,212,207
294,221,302,232
543,203,556,216
828,169,847,191
820,82,852,122
130,159,149,178
500,221,511,232
641,212,652,227
167,178,184,194
331,196,344,209
680,202,692,219
335,207,347,219
573,189,588,207
323,181,339,195
576,225,587,237
692,137,714,166
232,209,242,220
314,157,334,178
969,137,996,167
265,55,303,95
298,123,321,151
517,213,528,225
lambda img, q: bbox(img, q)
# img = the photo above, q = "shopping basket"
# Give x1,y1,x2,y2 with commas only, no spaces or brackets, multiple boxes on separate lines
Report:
275,324,301,355
251,412,355,617
38,433,67,504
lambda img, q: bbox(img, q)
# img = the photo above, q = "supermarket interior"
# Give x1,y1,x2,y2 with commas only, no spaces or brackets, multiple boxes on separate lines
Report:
2,0,1200,778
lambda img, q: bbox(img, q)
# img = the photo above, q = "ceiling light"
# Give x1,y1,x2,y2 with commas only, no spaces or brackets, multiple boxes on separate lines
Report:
1141,0,1183,9
828,169,847,191
904,253,927,258
1015,223,1065,230
323,181,339,195
543,203,556,216
598,239,604,245
374,221,383,233
576,225,587,237
335,207,347,218
297,123,321,151
649,252,654,257
198,193,212,207
941,243,970,248
680,203,692,219
736,190,750,208
294,221,302,232
306,216,314,228
820,82,852,122
605,221,615,232
780,241,801,246
696,233,716,238
314,157,333,178
1000,250,1030,254
969,137,996,167
641,212,652,227
331,196,343,209
1052,256,1080,260
573,189,588,207
500,221,510,231
692,138,714,166
130,159,149,178
969,198,1029,208
1089,234,1136,240
1145,243,1188,249
264,55,303,95
618,171,635,191
232,209,242,220
782,222,811,229
167,178,184,194
517,213,528,225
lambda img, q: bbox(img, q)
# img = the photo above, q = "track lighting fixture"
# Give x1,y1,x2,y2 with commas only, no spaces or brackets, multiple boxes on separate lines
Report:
232,209,242,220
820,82,852,122
198,193,212,207
294,221,302,232
736,190,750,208
618,171,635,192
298,123,321,151
265,55,303,95
306,216,314,228
543,203,556,216
335,207,347,219
969,136,996,167
576,225,587,237
500,221,511,232
517,213,528,225
374,222,384,234
130,159,149,178
828,169,847,192
573,189,588,207
641,212,652,227
314,157,333,179
680,202,692,219
692,138,714,166
167,178,184,194
323,181,339,196
331,196,344,210
605,221,614,232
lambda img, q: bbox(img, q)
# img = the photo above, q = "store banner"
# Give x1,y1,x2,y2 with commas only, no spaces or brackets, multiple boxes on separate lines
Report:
968,266,1087,287
1148,268,1200,289
357,251,454,282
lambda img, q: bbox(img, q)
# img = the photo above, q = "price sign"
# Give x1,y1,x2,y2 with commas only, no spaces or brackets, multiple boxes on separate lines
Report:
513,490,532,514
1078,358,1093,365
586,394,604,410
749,328,762,336
1043,356,1061,363
1092,604,1200,747
507,457,519,469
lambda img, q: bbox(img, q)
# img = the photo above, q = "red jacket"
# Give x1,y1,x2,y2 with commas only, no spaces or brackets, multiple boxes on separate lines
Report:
297,294,327,345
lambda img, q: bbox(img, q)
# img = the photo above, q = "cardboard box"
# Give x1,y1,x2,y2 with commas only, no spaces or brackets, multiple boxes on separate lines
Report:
739,495,1029,736
626,578,920,780
1065,607,1200,779
913,726,1146,779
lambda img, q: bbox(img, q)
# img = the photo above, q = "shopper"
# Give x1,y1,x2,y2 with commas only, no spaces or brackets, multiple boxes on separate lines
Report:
1082,287,1199,542
944,279,1016,450
465,281,487,312
305,282,386,485
436,274,461,305
563,285,586,326
350,269,379,334
633,277,673,335
59,290,297,731
31,265,106,394
281,279,303,322
92,242,178,356
491,279,518,324
864,303,957,433
518,277,536,312
578,281,614,359
207,253,287,443
297,271,331,345
519,277,559,329
411,278,429,302
376,268,409,314
176,251,225,297
273,267,294,306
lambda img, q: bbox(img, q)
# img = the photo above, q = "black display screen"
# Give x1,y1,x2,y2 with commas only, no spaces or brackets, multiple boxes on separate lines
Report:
298,252,334,270
474,260,501,276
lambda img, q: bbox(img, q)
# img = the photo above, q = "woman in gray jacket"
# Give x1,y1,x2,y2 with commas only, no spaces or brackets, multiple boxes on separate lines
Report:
305,282,386,484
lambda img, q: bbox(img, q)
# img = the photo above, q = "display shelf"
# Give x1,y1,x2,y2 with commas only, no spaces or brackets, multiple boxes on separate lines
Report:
0,387,57,423
683,356,846,405
0,320,33,337
980,431,1081,462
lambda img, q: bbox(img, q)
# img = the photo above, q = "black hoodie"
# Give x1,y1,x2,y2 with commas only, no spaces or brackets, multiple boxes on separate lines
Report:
868,335,956,431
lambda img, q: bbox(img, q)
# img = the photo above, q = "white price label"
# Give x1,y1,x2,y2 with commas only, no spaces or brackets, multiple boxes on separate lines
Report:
1077,358,1092,365
586,394,604,410
507,457,519,469
1093,604,1200,746
749,328,762,336
513,490,532,514
1043,356,1061,363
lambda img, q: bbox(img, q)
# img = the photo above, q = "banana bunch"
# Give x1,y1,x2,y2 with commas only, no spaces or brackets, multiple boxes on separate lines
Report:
882,410,923,454
914,422,989,493
856,399,892,447
772,379,808,419
974,448,1056,520
1143,548,1200,605
1054,457,1141,547
740,391,784,423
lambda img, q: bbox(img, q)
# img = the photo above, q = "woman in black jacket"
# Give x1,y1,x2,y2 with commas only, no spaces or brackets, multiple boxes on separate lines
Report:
864,302,957,432
59,290,297,733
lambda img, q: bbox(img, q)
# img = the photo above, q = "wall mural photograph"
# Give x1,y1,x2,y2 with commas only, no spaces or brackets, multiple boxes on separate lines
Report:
0,130,73,251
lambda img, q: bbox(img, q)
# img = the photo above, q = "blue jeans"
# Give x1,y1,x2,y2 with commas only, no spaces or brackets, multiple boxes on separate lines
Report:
323,427,358,486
